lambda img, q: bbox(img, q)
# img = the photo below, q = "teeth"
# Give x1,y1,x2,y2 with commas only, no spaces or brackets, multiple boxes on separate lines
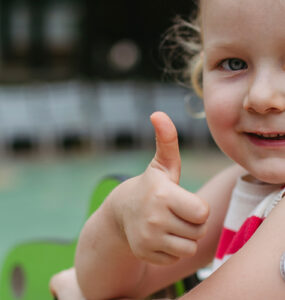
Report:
255,133,285,138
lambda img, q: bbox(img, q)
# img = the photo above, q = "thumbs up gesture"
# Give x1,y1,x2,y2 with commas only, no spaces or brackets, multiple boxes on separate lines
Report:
112,112,209,265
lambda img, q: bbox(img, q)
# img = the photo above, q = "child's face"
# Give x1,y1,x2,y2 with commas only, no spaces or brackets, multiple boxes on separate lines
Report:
201,0,285,184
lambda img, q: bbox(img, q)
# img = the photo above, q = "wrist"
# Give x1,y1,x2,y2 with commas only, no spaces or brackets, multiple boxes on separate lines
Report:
107,176,139,247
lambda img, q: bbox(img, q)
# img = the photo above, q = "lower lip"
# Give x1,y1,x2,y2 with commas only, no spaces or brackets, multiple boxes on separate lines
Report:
247,134,285,148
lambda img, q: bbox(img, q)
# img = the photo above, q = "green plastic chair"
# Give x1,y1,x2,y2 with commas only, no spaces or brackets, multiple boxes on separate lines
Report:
0,175,191,300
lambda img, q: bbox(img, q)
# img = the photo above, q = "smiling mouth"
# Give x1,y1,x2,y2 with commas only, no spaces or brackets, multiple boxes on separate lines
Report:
246,133,285,140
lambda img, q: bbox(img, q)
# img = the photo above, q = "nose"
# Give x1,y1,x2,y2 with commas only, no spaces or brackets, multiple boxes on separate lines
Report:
243,70,285,114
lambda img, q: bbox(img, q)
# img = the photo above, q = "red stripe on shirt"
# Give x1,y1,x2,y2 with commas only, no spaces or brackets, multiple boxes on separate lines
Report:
215,227,236,259
215,216,264,260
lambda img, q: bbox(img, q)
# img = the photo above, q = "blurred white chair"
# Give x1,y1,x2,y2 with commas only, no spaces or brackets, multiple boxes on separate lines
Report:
45,80,89,150
92,81,140,148
0,85,39,153
23,83,56,151
80,82,105,149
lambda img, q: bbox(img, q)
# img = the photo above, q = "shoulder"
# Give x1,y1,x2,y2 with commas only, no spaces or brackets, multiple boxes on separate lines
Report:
186,186,285,300
197,163,247,201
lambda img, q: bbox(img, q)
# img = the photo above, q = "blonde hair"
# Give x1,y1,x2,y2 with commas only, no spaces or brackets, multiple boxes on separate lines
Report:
161,5,203,98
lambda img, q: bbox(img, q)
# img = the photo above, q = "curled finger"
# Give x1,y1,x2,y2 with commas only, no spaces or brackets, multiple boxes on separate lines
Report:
158,234,198,258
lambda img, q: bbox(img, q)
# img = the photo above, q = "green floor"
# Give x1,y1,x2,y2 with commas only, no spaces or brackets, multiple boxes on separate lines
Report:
0,149,231,276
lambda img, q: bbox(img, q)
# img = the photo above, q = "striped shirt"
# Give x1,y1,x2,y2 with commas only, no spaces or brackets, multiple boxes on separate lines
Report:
212,176,285,272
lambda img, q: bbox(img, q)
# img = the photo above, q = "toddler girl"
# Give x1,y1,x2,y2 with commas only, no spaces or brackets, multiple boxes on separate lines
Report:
50,0,285,299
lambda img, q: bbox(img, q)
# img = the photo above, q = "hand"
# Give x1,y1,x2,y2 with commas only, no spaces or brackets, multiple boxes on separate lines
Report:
49,268,85,300
112,112,209,265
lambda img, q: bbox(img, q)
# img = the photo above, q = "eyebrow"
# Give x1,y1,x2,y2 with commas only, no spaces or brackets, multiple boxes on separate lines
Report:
204,41,247,54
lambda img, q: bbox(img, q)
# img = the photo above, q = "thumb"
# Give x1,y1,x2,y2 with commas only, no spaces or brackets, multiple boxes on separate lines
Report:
150,111,181,183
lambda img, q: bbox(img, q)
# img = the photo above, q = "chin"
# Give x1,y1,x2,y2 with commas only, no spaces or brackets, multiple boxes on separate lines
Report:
249,167,285,185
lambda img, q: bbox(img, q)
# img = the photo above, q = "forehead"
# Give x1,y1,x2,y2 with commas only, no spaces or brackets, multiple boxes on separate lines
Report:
201,0,285,47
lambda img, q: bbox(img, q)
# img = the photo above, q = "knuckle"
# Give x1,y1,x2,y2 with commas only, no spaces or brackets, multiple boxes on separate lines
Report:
145,183,169,209
139,228,155,246
195,201,210,223
146,214,162,228
132,241,149,261
153,186,168,203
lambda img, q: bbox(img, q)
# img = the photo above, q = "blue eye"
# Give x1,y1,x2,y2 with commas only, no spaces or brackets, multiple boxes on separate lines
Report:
221,58,247,71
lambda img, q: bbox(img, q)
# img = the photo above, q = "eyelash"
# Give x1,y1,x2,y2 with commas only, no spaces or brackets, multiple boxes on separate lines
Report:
218,58,248,71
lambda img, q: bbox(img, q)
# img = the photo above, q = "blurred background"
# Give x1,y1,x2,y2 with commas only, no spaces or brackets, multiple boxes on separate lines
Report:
0,0,232,298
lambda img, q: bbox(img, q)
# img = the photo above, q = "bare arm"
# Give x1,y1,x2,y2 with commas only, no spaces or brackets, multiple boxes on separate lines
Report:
75,179,147,299
181,195,285,300
51,185,285,300
75,163,245,299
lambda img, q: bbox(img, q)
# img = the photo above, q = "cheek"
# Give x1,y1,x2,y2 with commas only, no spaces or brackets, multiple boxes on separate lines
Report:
203,81,244,157
204,98,240,163
202,73,246,125
203,88,240,133
202,72,248,150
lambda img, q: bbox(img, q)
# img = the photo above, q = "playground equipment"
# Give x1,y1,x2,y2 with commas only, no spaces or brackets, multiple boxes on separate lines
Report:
0,175,199,300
